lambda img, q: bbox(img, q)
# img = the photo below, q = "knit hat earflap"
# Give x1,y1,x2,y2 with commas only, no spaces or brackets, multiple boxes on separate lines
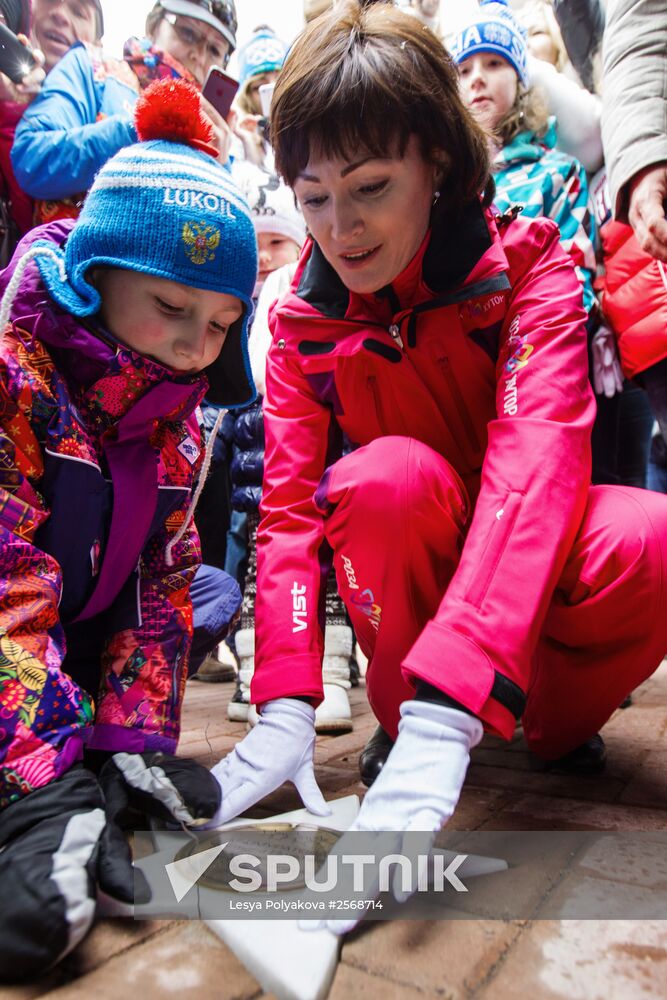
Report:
449,0,528,87
237,27,287,88
0,78,258,410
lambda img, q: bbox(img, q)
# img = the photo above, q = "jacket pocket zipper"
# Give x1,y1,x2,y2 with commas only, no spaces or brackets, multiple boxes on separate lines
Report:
438,356,481,453
465,490,523,608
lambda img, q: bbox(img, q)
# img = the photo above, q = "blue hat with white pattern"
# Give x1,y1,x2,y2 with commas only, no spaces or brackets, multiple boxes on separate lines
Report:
237,28,287,88
31,98,258,406
449,0,528,87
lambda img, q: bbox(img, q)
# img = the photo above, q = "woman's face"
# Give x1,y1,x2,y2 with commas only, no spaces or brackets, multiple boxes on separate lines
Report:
150,14,231,84
458,52,518,132
293,135,440,295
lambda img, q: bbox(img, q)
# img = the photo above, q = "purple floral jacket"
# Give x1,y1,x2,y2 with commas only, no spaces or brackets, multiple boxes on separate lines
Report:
0,223,211,808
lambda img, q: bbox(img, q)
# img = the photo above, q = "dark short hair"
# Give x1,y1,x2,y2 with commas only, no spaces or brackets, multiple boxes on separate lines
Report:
271,1,493,210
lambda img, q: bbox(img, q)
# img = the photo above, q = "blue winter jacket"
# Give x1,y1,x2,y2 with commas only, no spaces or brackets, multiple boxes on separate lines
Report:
229,400,264,513
12,42,137,202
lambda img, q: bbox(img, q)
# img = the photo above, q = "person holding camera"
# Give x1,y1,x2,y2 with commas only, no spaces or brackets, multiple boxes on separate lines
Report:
11,0,237,227
0,1,44,260
202,4,667,927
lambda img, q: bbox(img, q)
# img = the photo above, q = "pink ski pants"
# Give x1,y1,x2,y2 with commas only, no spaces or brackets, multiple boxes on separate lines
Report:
320,437,667,758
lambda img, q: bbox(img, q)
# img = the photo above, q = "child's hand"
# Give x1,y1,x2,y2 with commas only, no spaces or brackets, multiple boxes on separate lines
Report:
233,111,263,136
200,95,233,163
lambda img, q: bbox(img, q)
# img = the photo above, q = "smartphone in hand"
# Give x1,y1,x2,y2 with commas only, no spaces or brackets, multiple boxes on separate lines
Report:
202,65,239,120
0,23,36,85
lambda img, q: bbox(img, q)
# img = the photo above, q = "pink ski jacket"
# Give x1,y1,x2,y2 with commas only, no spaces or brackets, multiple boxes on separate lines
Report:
253,200,595,740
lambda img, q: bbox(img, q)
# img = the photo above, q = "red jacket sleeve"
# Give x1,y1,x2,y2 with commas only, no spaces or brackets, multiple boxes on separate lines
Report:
252,338,341,707
402,219,596,738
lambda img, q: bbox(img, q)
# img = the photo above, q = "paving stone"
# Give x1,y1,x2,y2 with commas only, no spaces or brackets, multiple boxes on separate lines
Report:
477,919,667,1000
340,916,521,997
599,704,667,746
482,793,667,831
59,920,176,978
466,762,627,804
537,873,667,920
619,750,667,808
575,832,667,887
419,830,584,921
447,786,510,831
330,961,442,1000
37,923,261,1000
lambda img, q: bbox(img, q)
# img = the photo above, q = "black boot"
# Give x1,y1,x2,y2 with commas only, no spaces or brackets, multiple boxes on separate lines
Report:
543,733,607,775
359,725,394,787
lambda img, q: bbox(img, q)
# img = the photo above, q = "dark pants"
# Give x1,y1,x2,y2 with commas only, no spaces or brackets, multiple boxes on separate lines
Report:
640,358,667,494
591,379,654,488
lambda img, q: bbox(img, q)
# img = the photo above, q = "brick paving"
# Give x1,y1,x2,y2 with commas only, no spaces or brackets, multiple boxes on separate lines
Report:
2,663,667,1000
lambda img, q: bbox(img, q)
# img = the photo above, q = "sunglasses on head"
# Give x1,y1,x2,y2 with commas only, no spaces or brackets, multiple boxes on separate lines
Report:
187,0,238,35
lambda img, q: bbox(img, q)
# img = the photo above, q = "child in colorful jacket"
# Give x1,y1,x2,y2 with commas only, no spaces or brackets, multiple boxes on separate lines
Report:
0,79,257,979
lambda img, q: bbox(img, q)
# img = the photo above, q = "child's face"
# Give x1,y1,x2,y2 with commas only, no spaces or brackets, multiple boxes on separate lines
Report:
458,53,518,133
257,232,301,285
246,70,280,116
93,269,242,374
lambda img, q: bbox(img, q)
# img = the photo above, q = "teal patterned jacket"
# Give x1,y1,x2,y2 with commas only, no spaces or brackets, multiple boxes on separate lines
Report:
493,120,597,315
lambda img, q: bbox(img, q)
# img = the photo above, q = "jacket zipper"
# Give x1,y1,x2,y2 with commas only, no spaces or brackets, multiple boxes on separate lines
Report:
388,323,405,351
437,356,481,453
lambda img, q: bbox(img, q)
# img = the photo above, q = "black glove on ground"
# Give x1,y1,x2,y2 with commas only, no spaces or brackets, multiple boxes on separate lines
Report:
0,766,141,983
98,750,222,828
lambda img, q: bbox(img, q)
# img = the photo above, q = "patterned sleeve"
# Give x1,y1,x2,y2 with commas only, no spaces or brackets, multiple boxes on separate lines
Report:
0,352,93,809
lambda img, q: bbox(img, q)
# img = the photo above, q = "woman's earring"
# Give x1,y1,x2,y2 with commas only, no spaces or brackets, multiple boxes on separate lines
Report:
432,190,441,208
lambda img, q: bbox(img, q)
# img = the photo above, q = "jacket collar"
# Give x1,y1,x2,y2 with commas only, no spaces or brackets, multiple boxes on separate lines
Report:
294,198,509,321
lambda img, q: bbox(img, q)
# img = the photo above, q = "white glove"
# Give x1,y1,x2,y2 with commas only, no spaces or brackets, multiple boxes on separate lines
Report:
302,699,483,934
591,324,624,398
204,698,331,827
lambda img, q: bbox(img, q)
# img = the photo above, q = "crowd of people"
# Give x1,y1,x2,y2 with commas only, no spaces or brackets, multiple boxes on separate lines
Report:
0,0,666,981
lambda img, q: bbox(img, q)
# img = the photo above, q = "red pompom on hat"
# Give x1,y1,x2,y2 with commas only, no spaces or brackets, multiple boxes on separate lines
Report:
134,77,219,159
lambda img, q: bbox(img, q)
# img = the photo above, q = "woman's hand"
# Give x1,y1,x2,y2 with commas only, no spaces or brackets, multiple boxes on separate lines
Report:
200,95,233,164
203,698,331,828
301,700,483,934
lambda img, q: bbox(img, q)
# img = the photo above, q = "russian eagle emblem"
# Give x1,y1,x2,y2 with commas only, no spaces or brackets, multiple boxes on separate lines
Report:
182,221,221,265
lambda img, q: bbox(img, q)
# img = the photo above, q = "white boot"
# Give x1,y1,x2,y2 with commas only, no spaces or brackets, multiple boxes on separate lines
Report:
316,625,353,734
244,625,354,732
227,628,255,722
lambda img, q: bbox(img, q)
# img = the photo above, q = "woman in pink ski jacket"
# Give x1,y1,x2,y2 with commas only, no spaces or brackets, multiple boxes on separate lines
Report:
206,2,667,886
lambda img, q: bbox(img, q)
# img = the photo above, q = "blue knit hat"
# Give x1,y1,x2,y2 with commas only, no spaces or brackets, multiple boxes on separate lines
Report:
237,28,287,88
29,80,258,408
449,0,528,87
